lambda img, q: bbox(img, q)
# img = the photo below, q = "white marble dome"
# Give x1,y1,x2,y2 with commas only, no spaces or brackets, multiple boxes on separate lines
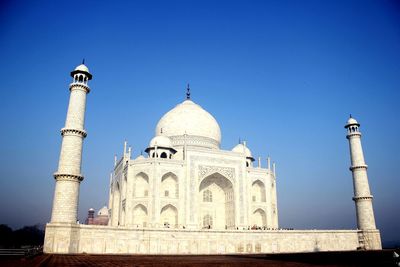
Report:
232,143,253,158
135,155,145,160
149,135,173,148
155,100,221,148
98,206,109,216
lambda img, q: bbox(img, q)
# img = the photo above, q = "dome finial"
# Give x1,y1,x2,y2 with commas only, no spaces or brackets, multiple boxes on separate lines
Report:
186,83,191,100
82,58,85,65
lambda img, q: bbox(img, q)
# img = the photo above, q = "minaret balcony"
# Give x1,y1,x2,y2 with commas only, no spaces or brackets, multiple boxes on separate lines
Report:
53,173,84,182
349,164,368,171
346,132,362,139
69,82,90,93
352,195,373,201
61,128,87,138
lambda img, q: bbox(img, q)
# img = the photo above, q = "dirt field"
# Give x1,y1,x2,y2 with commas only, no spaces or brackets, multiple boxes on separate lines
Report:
0,250,398,267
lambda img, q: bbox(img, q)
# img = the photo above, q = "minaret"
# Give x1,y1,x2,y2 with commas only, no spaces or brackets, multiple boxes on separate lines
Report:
345,116,376,230
50,62,92,224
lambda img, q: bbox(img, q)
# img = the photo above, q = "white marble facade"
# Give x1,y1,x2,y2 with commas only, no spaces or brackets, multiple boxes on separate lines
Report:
44,64,382,254
109,98,279,230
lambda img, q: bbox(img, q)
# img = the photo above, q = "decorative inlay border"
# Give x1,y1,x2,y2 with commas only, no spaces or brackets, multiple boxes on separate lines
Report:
198,165,235,183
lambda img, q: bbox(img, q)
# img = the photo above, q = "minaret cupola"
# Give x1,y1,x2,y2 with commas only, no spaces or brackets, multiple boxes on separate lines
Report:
345,115,360,134
71,60,92,85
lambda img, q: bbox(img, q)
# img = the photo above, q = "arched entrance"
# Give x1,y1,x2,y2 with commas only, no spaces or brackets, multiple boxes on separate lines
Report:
252,180,266,202
161,172,178,198
199,173,235,229
111,182,121,226
134,172,149,197
251,208,266,227
132,204,148,227
160,204,178,228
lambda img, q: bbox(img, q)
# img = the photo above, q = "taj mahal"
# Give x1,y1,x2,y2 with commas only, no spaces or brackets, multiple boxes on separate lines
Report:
43,63,382,254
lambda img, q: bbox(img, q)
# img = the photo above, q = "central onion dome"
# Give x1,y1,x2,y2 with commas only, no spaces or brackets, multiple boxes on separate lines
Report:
155,99,221,149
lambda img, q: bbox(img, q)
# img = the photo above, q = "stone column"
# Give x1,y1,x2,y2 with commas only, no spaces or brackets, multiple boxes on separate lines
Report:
50,63,92,224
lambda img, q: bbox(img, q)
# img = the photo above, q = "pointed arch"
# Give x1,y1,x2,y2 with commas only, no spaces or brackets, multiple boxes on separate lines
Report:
160,204,178,228
111,181,121,226
203,214,213,228
134,172,149,198
161,172,179,198
252,180,266,202
199,172,235,229
252,208,266,227
132,204,148,227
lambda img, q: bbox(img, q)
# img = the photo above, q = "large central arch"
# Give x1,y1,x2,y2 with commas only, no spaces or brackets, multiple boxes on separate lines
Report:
199,172,235,229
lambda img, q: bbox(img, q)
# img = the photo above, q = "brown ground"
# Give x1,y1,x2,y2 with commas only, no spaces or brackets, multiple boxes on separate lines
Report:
0,250,398,267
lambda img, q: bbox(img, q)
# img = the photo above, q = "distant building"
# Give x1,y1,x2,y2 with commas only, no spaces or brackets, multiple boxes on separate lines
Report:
44,63,382,254
85,207,109,226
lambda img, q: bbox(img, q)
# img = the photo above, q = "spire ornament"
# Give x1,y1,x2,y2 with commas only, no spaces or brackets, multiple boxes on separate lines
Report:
186,84,191,100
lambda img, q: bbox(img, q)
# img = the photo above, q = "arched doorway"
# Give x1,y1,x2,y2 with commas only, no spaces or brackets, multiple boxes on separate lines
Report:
132,204,148,227
111,182,121,226
251,208,266,227
134,172,149,197
160,204,178,228
199,173,235,229
252,180,266,202
161,172,178,198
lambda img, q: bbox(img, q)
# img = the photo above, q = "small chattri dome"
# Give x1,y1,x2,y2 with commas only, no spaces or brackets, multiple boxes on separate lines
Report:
232,143,253,158
149,135,173,148
135,155,145,160
97,206,109,216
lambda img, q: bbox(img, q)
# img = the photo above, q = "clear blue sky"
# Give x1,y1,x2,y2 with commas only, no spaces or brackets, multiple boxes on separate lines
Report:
0,0,399,245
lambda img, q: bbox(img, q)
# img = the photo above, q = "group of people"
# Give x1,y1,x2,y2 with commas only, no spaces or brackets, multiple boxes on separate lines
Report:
161,224,296,231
